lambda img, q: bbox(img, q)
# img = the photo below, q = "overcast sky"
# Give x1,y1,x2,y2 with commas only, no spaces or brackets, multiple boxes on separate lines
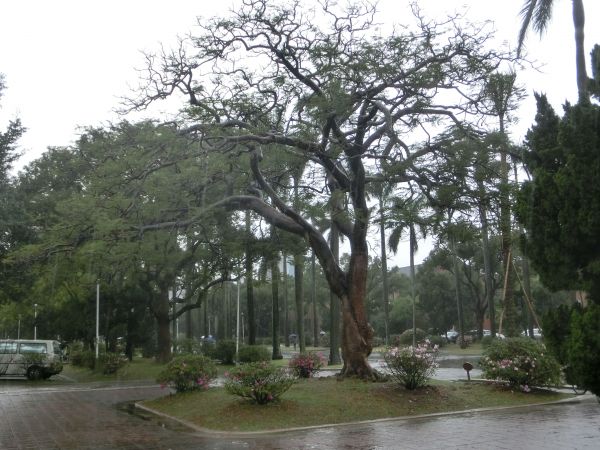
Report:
1,0,599,266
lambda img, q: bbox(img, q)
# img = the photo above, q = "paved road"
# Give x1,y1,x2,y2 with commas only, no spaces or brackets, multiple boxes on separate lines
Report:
1,381,599,449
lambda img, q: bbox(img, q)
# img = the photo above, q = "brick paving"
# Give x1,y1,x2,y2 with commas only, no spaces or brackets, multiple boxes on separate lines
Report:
1,381,599,449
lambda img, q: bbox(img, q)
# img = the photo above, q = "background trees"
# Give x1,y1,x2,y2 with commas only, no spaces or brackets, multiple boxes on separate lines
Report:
1,2,595,389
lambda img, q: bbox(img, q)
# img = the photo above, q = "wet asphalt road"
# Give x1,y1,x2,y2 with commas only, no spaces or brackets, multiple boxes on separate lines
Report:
1,379,599,450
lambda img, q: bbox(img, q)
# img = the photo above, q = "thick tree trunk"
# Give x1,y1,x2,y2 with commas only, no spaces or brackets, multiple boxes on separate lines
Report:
186,300,193,339
339,251,375,378
328,223,342,365
156,288,172,363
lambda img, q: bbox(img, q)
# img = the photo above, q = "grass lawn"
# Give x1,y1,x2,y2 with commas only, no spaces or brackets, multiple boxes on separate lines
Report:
62,358,166,382
142,378,570,432
440,342,484,356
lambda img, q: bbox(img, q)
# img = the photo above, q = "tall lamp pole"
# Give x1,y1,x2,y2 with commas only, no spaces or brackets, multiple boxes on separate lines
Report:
34,304,38,340
236,279,241,363
96,281,100,359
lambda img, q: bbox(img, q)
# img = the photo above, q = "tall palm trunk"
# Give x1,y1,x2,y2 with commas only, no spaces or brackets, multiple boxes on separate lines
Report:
410,225,417,347
294,253,306,352
519,0,588,99
271,248,283,359
573,0,587,100
283,252,289,347
478,196,496,336
378,196,390,346
311,251,319,347
450,236,466,347
245,211,256,345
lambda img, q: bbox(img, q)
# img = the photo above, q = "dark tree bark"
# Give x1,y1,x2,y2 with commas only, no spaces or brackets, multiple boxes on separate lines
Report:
156,286,172,363
328,217,341,365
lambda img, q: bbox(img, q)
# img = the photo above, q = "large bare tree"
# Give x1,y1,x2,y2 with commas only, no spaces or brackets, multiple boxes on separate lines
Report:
129,0,510,378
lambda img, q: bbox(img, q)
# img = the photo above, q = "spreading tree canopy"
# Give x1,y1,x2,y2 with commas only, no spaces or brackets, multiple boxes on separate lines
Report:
128,0,512,377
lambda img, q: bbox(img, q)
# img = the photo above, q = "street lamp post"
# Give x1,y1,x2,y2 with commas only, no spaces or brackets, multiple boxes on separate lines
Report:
17,314,21,340
34,304,38,340
96,281,100,360
236,279,241,363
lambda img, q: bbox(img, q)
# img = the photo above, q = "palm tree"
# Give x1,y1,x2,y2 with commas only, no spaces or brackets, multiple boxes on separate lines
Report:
388,193,431,347
518,0,588,100
371,182,393,346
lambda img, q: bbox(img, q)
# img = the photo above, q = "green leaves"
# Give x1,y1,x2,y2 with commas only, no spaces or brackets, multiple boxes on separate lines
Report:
518,95,600,298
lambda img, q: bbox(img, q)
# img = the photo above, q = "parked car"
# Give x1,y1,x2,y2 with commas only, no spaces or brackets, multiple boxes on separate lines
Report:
0,340,63,380
441,330,459,343
521,328,543,339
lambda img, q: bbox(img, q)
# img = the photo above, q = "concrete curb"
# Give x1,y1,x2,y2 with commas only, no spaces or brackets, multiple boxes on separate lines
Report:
134,390,595,438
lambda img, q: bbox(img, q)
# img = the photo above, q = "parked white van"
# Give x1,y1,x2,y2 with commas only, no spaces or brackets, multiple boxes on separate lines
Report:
0,340,63,380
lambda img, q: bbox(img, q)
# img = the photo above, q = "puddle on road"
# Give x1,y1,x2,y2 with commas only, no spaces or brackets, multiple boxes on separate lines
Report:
116,401,194,433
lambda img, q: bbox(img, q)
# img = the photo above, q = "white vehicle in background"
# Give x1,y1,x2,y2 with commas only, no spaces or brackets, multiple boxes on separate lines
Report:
0,340,63,380
441,330,459,343
521,328,543,339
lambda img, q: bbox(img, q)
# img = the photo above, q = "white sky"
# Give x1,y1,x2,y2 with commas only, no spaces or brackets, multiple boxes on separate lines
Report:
1,0,599,267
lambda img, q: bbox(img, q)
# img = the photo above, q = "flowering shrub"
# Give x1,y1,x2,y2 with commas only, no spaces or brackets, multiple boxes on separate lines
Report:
224,362,296,404
289,351,326,378
156,355,217,393
383,341,439,390
479,338,561,391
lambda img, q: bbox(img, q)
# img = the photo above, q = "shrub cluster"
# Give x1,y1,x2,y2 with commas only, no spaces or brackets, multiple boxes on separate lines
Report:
288,351,326,378
224,362,296,404
238,345,271,363
383,341,439,390
174,338,203,355
70,349,96,370
214,339,236,364
544,303,600,395
156,355,217,393
395,328,427,346
98,352,127,374
426,335,445,348
479,337,561,391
